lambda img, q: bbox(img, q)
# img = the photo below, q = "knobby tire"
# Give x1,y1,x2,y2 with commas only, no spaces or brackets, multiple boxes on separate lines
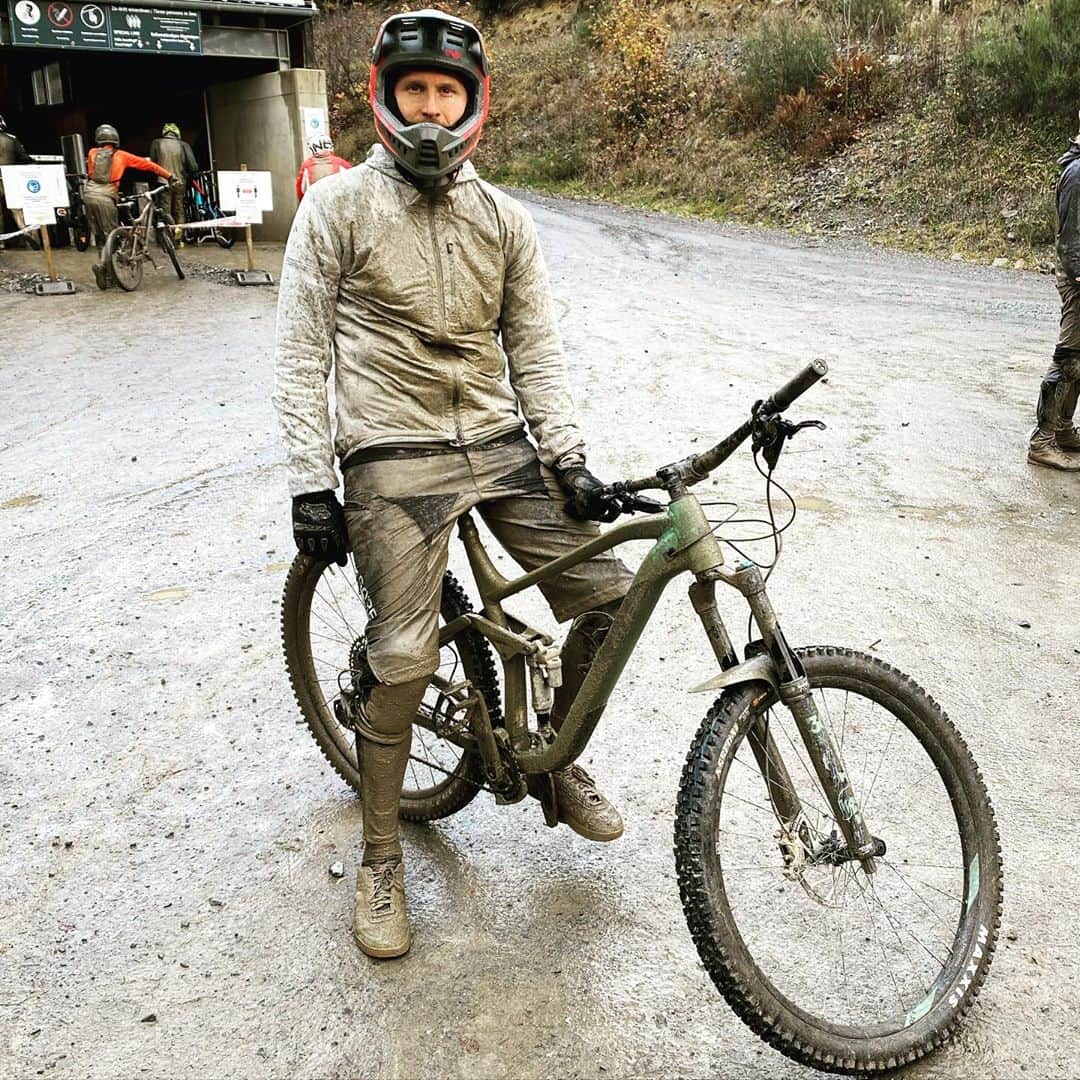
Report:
674,646,1002,1073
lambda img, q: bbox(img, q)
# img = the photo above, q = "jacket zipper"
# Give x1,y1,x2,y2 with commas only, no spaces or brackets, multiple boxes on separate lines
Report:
429,199,465,446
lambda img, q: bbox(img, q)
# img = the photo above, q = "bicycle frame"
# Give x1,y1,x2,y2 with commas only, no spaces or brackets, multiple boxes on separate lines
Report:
436,486,881,872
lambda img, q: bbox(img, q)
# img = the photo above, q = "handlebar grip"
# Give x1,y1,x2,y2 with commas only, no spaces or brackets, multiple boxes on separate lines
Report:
765,358,829,413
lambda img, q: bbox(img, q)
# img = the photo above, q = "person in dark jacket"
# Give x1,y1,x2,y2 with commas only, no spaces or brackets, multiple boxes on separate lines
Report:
149,123,198,239
1028,120,1080,470
0,114,32,244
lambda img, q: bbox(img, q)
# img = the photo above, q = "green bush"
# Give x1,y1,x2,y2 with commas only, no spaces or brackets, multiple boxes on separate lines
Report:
956,0,1080,130
738,15,833,123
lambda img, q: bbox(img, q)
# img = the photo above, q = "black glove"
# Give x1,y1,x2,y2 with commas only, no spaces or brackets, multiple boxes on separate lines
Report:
292,490,349,565
554,464,663,523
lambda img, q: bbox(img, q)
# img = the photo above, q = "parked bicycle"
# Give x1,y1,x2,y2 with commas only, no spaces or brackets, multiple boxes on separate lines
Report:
281,361,1002,1074
103,184,185,292
183,170,235,249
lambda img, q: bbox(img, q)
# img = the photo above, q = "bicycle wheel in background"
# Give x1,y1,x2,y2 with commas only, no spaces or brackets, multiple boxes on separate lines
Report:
281,555,499,822
675,646,1002,1073
155,213,185,280
105,228,142,291
213,221,235,249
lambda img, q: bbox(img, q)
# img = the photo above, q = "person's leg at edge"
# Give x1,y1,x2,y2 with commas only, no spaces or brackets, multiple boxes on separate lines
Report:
1030,280,1080,470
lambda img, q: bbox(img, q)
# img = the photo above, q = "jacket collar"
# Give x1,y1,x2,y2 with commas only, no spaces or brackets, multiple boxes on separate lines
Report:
364,142,478,201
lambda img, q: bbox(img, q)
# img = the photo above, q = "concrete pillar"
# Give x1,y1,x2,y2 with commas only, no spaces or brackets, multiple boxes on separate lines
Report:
207,68,327,240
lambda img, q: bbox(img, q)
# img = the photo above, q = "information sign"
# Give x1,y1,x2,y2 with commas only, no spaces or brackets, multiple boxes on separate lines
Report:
0,164,69,226
302,107,329,151
218,171,274,221
8,0,200,53
109,5,200,54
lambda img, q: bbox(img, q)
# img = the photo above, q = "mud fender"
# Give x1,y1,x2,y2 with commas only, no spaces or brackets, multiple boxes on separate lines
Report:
689,653,781,695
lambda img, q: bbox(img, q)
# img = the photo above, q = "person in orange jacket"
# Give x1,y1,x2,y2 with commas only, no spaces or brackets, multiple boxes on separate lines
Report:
84,123,171,289
295,135,351,201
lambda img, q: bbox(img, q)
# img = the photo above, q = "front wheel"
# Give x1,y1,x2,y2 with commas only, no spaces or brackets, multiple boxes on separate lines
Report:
155,213,185,280
675,646,1002,1073
105,227,142,291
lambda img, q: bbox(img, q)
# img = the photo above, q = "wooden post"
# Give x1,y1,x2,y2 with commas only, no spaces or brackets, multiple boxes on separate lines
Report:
39,224,57,282
241,162,255,272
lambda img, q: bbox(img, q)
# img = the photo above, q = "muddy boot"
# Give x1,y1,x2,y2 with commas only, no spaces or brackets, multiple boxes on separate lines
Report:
1056,425,1080,452
92,262,110,291
1028,429,1080,471
354,858,411,959
531,600,626,841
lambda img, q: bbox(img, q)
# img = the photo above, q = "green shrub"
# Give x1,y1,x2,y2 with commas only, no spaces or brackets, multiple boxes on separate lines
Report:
956,0,1080,131
738,15,833,123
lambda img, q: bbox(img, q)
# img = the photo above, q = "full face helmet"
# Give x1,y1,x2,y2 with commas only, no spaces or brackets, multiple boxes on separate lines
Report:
308,134,335,155
368,8,490,191
95,123,119,146
162,122,181,138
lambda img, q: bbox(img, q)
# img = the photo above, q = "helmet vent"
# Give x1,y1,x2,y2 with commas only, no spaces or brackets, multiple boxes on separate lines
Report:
418,139,440,167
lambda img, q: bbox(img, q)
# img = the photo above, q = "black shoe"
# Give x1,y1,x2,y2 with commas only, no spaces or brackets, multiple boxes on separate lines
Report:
92,264,109,291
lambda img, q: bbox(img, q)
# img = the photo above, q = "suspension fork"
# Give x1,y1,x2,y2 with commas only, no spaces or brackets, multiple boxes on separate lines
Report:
691,574,806,835
726,563,880,873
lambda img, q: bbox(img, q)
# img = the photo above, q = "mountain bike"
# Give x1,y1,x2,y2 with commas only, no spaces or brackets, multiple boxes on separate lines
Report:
281,360,1002,1073
103,184,185,292
183,171,235,249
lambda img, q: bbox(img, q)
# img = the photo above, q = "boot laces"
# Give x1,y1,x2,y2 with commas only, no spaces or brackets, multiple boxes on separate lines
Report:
369,862,398,916
566,764,603,806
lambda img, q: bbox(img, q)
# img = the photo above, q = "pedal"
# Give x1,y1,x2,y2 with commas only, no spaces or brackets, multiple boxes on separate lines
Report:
494,777,529,806
532,773,559,828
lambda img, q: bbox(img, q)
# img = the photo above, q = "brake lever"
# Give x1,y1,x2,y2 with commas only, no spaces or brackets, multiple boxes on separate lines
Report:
758,417,827,470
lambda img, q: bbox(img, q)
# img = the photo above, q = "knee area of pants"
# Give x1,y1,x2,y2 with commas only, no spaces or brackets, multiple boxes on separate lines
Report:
1052,346,1080,380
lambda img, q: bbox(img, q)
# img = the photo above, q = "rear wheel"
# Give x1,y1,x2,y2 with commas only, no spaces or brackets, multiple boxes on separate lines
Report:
105,228,142,291
281,555,499,821
675,646,1002,1073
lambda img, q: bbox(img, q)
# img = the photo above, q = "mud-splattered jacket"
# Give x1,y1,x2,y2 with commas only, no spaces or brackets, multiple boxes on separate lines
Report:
1056,139,1080,282
273,143,583,496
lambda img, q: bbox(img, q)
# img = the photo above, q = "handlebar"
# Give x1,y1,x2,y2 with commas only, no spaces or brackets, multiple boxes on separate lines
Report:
600,359,829,500
117,183,170,208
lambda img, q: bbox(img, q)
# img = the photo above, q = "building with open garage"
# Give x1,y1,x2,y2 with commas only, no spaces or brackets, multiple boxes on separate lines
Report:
1,0,327,238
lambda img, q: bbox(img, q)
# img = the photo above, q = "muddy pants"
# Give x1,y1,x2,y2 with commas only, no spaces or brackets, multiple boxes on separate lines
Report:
1034,279,1080,437
159,179,186,226
342,432,634,862
83,180,118,252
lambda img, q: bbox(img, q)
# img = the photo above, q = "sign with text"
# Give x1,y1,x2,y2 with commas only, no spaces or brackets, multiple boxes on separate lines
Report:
109,5,200,53
0,163,69,226
218,171,273,224
8,0,200,53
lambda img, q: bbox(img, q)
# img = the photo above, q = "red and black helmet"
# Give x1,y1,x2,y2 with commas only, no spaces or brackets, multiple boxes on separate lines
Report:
368,8,490,190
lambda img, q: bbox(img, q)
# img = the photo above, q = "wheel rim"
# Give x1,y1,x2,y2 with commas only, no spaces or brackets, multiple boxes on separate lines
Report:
298,559,471,799
712,675,974,1037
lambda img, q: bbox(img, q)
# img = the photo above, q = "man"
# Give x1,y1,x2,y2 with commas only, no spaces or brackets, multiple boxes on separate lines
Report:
1028,114,1080,471
295,134,351,202
274,9,642,960
84,124,171,290
0,114,32,247
149,122,199,240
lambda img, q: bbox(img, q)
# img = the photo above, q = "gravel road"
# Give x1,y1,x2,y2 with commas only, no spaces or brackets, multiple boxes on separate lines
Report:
1,196,1077,1079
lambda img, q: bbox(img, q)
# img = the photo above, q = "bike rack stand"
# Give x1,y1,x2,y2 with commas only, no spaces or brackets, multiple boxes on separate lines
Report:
34,225,76,296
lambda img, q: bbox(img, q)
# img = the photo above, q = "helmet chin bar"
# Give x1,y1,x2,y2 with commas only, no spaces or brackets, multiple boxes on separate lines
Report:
373,109,483,191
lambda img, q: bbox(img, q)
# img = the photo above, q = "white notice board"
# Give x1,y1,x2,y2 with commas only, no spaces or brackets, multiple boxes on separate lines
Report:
217,170,273,225
0,163,68,226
